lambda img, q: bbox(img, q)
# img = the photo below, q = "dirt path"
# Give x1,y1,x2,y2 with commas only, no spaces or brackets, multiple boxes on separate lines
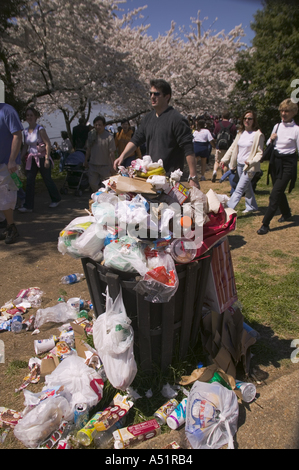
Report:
1,163,298,449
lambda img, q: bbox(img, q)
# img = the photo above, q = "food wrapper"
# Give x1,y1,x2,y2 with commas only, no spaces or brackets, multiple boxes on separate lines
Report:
0,407,22,428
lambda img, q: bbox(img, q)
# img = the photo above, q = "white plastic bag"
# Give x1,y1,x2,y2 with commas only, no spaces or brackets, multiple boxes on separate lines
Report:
13,396,72,448
44,354,104,411
35,303,78,329
93,287,137,391
73,223,107,261
185,381,239,449
58,215,95,257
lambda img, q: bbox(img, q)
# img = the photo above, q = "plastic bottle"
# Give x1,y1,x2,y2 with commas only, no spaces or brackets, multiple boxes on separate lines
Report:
60,273,85,284
235,380,256,403
10,171,23,189
92,418,125,449
76,411,104,446
209,371,231,390
11,314,23,333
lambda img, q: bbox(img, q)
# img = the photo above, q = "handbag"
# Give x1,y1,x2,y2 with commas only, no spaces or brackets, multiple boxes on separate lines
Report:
36,126,47,157
261,123,280,162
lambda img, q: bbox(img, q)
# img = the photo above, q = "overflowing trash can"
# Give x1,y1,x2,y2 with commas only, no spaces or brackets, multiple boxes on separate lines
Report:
82,252,212,371
57,156,241,377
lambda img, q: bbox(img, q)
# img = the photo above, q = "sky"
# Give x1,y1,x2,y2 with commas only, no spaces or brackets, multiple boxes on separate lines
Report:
41,0,264,142
122,0,264,46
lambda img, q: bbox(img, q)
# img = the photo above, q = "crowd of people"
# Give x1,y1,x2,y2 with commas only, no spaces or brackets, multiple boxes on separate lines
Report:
0,78,298,245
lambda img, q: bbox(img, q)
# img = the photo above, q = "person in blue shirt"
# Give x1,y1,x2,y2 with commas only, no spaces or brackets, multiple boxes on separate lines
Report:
0,103,23,244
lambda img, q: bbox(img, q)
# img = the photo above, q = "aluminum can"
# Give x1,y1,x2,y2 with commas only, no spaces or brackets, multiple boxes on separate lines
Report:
154,398,179,425
74,403,89,429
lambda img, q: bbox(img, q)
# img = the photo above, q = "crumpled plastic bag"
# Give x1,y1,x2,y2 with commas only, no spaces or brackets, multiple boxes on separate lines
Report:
44,354,104,411
116,194,149,231
103,236,147,276
13,396,72,448
58,216,95,258
185,381,239,449
34,303,78,329
134,252,179,303
73,222,108,262
93,287,137,391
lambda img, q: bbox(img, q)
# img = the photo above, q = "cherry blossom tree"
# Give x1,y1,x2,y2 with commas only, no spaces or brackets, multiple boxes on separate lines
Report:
1,0,245,133
113,10,245,117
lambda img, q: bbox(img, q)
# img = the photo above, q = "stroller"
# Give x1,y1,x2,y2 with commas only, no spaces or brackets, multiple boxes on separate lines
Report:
60,150,90,197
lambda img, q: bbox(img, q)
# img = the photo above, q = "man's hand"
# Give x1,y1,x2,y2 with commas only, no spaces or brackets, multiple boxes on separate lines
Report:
113,155,124,171
7,159,17,174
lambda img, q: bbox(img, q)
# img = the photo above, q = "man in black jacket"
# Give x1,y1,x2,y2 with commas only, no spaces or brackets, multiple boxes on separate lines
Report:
113,79,199,188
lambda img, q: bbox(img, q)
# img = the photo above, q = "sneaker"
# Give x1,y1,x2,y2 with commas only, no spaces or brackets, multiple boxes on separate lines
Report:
4,224,19,244
212,172,217,183
201,176,206,181
18,207,33,213
242,209,255,214
49,201,61,208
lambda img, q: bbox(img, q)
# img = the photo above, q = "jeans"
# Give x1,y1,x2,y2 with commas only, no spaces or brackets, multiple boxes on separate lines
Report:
227,164,258,212
24,158,61,210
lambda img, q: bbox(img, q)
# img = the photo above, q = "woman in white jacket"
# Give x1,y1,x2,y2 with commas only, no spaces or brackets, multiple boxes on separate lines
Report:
221,110,265,213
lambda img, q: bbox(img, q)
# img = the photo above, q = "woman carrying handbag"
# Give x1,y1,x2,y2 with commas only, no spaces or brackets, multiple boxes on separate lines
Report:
257,99,299,235
221,110,264,213
19,107,61,213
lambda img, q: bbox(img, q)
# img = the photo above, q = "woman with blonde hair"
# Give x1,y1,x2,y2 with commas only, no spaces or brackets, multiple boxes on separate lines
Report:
257,99,299,235
221,109,264,213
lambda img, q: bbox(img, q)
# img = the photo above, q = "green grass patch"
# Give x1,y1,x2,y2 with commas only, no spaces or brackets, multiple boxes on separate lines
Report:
5,360,28,376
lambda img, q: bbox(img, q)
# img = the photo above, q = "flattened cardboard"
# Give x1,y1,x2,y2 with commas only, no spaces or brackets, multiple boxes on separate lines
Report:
70,321,89,359
198,304,255,378
109,175,157,195
40,355,60,376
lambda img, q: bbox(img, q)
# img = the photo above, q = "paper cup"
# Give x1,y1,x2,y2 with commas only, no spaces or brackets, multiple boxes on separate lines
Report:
34,338,55,355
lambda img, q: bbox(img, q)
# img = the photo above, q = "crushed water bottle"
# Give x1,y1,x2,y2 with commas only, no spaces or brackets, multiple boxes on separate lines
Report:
61,273,85,284
11,314,23,333
92,418,126,449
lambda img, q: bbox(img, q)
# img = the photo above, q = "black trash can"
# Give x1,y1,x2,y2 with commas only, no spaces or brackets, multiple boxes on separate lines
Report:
82,253,212,372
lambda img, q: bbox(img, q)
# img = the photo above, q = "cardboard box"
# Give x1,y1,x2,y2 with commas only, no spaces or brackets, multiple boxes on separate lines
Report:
204,238,238,314
164,182,190,204
113,419,161,449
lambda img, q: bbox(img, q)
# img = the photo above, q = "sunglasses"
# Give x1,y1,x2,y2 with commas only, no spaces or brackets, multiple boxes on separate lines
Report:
149,92,161,97
244,117,253,121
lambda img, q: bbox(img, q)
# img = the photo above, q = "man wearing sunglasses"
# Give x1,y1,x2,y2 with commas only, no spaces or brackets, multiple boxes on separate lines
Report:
113,79,199,187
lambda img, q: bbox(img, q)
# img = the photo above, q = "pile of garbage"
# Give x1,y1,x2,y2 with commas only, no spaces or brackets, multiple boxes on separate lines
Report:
0,285,257,449
0,157,254,450
57,156,237,303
